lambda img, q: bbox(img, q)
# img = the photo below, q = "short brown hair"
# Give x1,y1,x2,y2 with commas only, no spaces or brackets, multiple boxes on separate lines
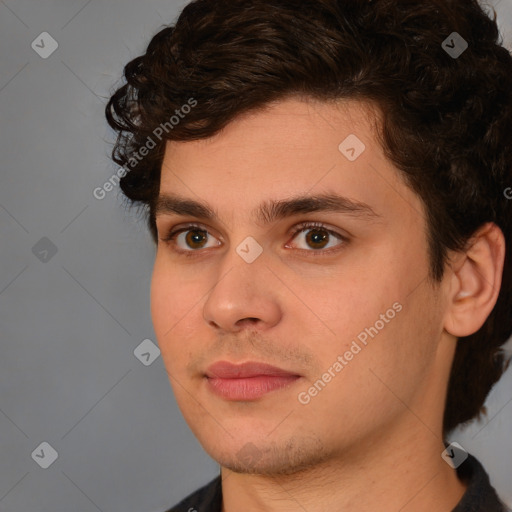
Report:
105,0,512,437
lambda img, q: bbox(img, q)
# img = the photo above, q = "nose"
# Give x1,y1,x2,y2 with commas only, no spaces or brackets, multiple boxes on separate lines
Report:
202,246,283,333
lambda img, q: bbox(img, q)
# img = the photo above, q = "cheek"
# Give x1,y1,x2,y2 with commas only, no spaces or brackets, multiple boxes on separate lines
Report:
303,250,434,382
151,256,198,326
150,258,194,353
150,260,171,335
310,268,398,335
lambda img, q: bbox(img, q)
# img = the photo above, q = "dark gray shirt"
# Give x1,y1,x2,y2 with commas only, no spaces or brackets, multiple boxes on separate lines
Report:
167,453,510,512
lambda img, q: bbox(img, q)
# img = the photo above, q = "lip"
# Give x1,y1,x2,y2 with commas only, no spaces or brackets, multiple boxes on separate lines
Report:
205,361,300,379
205,361,301,401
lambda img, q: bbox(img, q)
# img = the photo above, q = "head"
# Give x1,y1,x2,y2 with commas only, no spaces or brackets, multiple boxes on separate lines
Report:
105,0,512,470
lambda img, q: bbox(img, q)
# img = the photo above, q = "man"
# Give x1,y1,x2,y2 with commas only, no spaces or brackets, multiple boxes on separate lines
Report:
105,0,512,510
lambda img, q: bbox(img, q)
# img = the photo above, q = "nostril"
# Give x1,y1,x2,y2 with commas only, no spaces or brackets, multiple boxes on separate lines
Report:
237,317,260,326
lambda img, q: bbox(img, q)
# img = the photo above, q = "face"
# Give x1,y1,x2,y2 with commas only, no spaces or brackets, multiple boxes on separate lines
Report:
151,97,451,475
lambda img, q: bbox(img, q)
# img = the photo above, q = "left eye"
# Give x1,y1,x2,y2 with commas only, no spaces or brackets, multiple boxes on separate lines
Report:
160,222,346,254
287,223,345,251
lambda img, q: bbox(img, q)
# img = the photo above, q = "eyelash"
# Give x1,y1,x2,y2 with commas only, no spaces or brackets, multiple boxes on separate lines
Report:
159,221,348,258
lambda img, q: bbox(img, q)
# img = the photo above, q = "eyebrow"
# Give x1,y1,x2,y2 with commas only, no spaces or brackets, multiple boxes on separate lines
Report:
154,192,381,225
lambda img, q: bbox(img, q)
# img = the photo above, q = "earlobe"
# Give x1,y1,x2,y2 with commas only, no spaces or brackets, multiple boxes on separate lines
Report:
443,222,505,338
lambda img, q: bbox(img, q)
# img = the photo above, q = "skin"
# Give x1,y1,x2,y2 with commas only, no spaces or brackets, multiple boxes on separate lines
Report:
150,97,505,512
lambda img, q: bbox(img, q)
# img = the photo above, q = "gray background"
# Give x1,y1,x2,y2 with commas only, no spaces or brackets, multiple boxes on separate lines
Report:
0,0,511,510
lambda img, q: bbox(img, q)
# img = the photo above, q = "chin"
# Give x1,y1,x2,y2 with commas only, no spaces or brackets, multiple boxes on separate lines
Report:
205,435,330,476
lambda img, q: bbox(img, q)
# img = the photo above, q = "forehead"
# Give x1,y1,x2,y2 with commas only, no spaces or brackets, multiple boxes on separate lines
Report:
161,97,379,168
157,97,425,227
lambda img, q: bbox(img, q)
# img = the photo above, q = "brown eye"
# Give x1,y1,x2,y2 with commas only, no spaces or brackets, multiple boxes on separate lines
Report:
160,224,221,253
288,222,345,253
184,229,208,249
304,228,330,249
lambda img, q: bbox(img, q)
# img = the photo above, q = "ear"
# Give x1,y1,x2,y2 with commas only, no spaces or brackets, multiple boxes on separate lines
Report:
443,222,505,337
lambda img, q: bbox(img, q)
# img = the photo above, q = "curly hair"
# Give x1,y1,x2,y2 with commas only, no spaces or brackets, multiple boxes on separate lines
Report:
105,0,512,438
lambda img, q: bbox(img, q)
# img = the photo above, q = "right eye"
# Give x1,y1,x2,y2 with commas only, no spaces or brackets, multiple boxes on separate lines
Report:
160,224,222,255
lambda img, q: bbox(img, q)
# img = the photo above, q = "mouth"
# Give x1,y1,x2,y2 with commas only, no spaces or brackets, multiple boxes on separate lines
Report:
204,360,302,401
